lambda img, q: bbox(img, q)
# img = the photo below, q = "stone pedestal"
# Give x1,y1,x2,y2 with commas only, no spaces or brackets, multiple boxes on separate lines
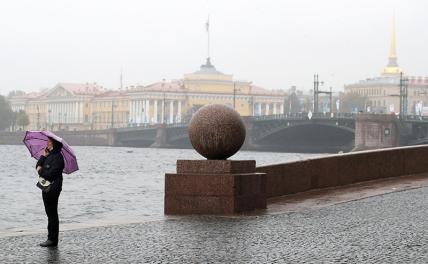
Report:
165,160,266,215
353,113,399,151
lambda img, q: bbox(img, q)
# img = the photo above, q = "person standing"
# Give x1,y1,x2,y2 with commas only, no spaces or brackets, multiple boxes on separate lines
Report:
36,137,64,247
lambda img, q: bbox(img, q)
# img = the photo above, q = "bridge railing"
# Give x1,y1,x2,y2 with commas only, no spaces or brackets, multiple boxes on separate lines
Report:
402,115,428,122
250,112,357,121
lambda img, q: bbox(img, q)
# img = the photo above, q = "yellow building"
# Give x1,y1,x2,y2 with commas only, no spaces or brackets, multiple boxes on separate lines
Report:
126,58,286,126
91,91,129,130
9,60,286,130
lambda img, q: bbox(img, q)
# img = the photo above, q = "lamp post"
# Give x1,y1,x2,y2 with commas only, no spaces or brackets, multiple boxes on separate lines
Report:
399,72,409,119
233,82,241,111
313,74,333,114
48,109,52,130
64,113,67,130
141,107,144,127
111,99,116,128
36,106,40,130
163,93,167,124
313,74,325,113
388,72,409,118
91,112,95,130
58,112,61,131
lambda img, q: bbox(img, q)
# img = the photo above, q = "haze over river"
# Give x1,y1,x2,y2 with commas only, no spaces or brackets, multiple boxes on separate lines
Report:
0,145,324,235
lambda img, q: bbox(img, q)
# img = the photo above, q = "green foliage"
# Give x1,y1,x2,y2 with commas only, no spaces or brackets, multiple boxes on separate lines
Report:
0,95,13,131
284,92,301,113
339,92,368,113
7,90,25,98
16,110,30,129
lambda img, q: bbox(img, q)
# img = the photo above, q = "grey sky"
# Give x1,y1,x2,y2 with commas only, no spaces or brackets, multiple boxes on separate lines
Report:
0,0,427,95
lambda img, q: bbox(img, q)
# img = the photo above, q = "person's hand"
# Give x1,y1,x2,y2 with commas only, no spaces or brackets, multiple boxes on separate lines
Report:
37,166,42,172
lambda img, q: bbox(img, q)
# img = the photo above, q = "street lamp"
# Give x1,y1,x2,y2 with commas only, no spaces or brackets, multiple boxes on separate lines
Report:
111,100,117,128
58,112,61,130
48,109,52,130
64,113,67,130
313,74,325,113
163,93,167,124
233,82,241,111
141,107,145,127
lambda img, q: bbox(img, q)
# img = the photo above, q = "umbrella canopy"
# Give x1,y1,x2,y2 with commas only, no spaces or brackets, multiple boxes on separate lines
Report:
23,131,79,174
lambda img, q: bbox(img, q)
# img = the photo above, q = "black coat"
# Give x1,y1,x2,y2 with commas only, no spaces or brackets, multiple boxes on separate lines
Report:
36,152,64,193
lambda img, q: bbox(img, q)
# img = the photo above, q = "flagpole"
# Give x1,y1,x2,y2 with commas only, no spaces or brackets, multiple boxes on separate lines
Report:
206,16,210,59
120,67,123,90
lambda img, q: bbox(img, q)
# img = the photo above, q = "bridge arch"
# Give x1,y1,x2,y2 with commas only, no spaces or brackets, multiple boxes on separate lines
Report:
254,123,355,153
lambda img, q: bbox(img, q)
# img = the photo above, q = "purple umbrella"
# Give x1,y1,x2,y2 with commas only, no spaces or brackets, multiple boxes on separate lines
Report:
23,131,79,174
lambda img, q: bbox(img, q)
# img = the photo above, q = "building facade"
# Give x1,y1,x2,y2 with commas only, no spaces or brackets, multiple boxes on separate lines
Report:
344,17,428,115
126,58,286,126
8,59,286,131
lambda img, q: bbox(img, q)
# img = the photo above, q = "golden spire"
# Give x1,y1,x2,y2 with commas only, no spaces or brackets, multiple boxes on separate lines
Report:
382,14,401,76
389,14,397,59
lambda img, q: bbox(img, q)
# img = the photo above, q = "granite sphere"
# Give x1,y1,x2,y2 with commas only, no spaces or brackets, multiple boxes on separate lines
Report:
188,104,246,160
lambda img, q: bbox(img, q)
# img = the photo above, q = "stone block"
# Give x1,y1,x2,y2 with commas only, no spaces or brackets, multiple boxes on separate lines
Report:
165,160,266,215
336,154,364,185
309,157,339,189
257,160,312,198
176,160,255,174
165,172,265,197
403,146,428,175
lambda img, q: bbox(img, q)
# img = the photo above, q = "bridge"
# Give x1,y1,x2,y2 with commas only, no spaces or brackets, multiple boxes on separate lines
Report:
2,112,428,153
111,112,428,153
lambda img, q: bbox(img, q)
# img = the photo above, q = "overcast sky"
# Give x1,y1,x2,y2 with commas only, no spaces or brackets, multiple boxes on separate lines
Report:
0,0,427,95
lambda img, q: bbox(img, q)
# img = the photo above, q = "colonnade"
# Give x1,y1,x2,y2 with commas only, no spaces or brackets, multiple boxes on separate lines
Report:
47,102,83,124
129,99,183,125
254,102,284,116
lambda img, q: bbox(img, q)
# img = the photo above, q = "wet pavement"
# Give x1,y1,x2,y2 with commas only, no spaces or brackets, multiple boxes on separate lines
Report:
1,183,428,263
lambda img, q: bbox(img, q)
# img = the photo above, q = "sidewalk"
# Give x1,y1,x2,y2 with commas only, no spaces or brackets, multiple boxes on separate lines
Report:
1,177,428,263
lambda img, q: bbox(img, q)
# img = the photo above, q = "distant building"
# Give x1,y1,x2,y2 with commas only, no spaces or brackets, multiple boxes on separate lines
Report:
8,59,286,131
126,58,286,126
9,83,104,131
344,17,428,114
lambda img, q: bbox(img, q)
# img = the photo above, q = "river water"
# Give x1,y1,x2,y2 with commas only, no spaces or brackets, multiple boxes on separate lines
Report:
0,145,324,235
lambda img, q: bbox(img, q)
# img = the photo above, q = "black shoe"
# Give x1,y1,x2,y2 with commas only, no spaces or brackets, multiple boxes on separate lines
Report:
39,240,58,247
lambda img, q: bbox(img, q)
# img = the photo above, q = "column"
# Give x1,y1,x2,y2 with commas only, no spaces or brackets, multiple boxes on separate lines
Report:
161,100,165,124
280,103,284,114
79,102,83,124
131,100,137,125
169,101,174,124
177,101,182,123
75,102,79,123
138,100,143,125
273,103,277,114
146,100,150,124
154,100,158,123
265,103,269,115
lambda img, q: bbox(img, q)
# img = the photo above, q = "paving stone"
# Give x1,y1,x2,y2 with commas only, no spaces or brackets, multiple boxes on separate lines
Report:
1,187,428,263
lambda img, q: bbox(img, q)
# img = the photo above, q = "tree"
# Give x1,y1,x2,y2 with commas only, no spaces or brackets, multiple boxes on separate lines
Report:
339,92,368,113
16,110,30,130
7,90,25,98
0,95,13,131
284,92,301,113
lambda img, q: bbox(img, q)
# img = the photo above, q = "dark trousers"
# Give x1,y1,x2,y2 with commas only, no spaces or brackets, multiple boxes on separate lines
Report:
42,190,61,242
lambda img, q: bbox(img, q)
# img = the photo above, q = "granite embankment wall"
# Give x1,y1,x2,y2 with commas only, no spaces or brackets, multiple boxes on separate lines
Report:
257,145,428,198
